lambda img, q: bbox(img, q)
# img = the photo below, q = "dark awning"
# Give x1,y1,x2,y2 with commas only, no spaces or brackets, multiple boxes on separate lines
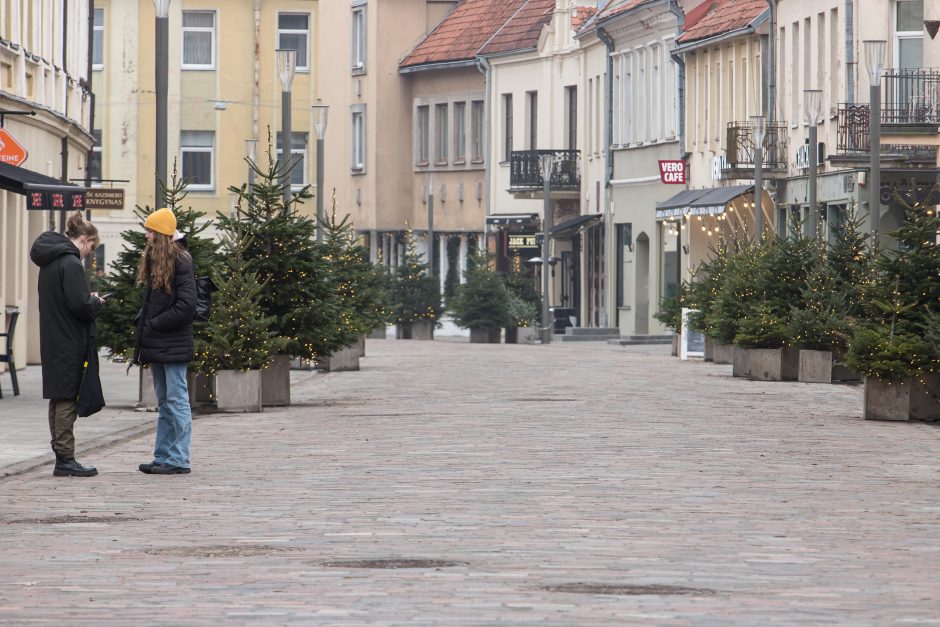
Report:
550,213,601,237
486,213,539,226
0,161,86,210
655,184,752,220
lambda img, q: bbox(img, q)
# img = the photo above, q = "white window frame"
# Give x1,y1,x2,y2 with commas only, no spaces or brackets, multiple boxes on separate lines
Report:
92,9,104,70
351,2,367,74
351,105,366,173
182,11,216,70
180,130,215,191
470,100,484,163
434,102,449,164
416,105,430,165
895,0,924,69
278,13,310,71
453,101,466,163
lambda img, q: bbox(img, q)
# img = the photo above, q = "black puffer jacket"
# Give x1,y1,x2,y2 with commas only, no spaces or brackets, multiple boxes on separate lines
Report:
30,232,102,400
135,252,197,364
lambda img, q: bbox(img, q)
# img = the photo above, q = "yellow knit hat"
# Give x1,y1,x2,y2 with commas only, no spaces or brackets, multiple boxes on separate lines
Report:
144,208,177,236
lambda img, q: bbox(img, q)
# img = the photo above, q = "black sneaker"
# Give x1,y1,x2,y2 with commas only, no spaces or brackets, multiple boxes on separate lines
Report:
53,458,98,477
138,462,159,474
149,464,191,475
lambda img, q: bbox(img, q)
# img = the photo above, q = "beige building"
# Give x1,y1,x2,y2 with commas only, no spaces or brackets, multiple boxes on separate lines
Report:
91,0,323,269
0,0,95,369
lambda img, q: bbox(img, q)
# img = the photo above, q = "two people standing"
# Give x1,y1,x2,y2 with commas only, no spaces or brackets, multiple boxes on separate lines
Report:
30,208,196,477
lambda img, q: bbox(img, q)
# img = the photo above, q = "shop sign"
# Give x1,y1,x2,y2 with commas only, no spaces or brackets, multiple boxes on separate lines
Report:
25,185,85,211
795,142,825,170
0,129,28,166
658,160,687,184
507,235,538,250
85,188,125,209
711,155,726,181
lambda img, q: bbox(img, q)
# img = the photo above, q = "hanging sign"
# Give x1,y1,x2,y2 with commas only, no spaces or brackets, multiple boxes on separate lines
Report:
0,129,28,166
24,185,85,211
659,160,687,184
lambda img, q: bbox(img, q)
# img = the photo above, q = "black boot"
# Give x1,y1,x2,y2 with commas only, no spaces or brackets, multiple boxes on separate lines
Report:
53,455,98,477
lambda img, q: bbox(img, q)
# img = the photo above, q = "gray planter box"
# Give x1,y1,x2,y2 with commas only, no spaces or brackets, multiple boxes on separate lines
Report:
747,347,799,381
704,338,714,362
139,367,156,410
356,334,366,357
517,327,538,344
397,320,435,340
321,344,360,372
713,343,734,365
470,328,501,343
671,333,679,357
798,350,833,383
911,374,940,420
864,377,912,421
188,371,214,405
732,346,750,377
261,354,291,406
367,325,386,339
216,369,262,413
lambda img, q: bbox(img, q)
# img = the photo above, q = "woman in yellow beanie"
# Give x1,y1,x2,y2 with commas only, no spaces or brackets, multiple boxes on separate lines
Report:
135,208,197,475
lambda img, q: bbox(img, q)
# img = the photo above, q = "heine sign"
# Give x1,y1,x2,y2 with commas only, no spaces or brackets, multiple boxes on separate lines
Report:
658,160,687,184
25,185,85,211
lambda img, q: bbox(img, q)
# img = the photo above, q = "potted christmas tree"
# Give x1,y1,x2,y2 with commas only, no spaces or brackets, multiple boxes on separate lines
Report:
653,281,690,357
502,259,541,344
195,233,282,412
449,254,512,343
389,227,441,340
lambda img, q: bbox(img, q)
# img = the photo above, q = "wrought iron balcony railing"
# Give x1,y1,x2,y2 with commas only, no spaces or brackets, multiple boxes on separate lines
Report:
509,149,581,192
883,68,940,125
725,121,789,174
836,103,938,161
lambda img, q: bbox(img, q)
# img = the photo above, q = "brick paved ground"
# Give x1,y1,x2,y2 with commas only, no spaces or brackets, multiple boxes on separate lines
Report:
1,340,938,625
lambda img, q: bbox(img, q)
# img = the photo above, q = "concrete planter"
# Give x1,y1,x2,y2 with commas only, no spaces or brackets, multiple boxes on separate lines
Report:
864,377,912,421
367,325,386,339
187,371,214,405
704,338,714,362
504,326,518,344
832,363,863,383
798,350,834,383
261,354,291,407
356,334,366,357
911,374,940,420
139,367,156,409
321,344,360,372
397,320,435,340
713,343,734,365
470,328,501,344
216,369,262,413
517,327,538,344
747,347,799,381
671,334,679,357
731,346,750,378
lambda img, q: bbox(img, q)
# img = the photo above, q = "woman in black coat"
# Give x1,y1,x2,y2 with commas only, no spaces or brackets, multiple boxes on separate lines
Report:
29,212,103,477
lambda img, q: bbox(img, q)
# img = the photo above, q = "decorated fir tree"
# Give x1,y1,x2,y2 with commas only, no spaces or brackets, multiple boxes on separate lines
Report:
502,257,541,327
388,227,441,326
449,254,512,331
703,237,764,345
97,168,220,361
195,233,282,373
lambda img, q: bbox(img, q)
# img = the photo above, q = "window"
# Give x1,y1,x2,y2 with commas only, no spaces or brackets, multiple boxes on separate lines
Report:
351,106,366,172
182,11,215,69
791,22,799,125
454,101,466,163
470,100,484,162
587,78,593,152
278,14,309,71
435,103,448,164
180,131,214,189
92,9,104,70
896,0,924,69
566,86,577,150
276,132,308,187
503,94,513,160
527,91,538,149
88,129,102,185
651,44,661,139
351,3,367,73
416,105,429,165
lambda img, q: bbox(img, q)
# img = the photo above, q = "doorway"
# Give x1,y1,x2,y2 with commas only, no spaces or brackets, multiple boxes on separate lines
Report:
634,232,650,334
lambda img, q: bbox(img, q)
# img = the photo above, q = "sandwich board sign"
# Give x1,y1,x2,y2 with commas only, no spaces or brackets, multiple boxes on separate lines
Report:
680,307,705,360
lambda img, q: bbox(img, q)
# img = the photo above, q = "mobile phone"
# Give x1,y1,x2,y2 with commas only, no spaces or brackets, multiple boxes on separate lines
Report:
99,292,112,300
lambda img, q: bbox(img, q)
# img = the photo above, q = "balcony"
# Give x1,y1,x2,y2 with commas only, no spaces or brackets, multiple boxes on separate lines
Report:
724,121,789,178
509,149,581,198
836,103,938,164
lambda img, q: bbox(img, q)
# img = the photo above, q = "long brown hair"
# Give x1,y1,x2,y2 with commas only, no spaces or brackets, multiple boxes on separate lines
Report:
137,232,190,292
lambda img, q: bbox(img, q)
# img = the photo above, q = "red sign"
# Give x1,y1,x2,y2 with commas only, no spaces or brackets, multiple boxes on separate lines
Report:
0,129,28,166
658,160,686,184
25,185,86,211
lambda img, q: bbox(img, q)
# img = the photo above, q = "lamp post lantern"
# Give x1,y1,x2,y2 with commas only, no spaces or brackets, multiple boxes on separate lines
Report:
804,89,822,238
864,40,886,236
312,104,329,241
539,153,555,344
750,115,767,239
276,49,297,210
153,0,171,207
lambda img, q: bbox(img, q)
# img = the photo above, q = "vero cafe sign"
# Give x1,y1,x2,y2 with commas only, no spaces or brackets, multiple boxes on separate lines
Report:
658,160,686,184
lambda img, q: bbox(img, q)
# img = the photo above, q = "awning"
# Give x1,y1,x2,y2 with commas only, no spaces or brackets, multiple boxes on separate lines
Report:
0,161,86,210
550,213,602,237
486,213,539,226
655,184,752,220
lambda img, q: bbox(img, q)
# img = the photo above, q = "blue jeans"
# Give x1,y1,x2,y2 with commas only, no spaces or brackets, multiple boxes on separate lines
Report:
151,362,192,468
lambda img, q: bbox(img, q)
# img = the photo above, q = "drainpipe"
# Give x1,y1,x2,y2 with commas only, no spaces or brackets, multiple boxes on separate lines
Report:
845,0,855,104
596,25,615,329
766,0,776,122
667,0,688,158
252,0,261,143
478,56,491,242
85,0,95,216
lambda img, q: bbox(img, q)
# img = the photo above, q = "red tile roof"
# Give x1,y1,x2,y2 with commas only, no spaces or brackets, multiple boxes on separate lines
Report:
400,0,527,69
677,0,768,44
479,0,555,56
571,5,597,31
595,0,655,22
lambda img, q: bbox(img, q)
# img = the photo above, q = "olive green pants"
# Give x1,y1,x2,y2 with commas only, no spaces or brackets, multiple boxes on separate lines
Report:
48,399,78,458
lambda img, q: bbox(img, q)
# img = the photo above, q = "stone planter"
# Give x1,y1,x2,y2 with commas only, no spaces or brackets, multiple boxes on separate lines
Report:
671,333,679,357
747,347,799,381
713,343,734,365
321,344,360,372
367,325,386,339
187,371,214,405
517,327,538,344
731,346,750,378
910,374,940,420
798,349,833,383
504,326,518,344
261,354,291,407
356,334,366,357
864,377,912,421
470,327,501,344
831,363,863,383
704,338,714,362
216,369,262,413
139,367,156,409
398,320,435,340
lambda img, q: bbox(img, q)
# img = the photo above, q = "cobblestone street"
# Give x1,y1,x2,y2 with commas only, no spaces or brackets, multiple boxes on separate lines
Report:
1,340,938,625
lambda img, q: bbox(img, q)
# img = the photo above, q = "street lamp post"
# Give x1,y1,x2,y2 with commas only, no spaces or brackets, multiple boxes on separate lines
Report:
312,104,329,242
804,89,822,238
864,40,886,236
153,0,171,207
426,174,434,279
244,139,258,194
540,153,555,345
276,49,297,210
750,115,767,239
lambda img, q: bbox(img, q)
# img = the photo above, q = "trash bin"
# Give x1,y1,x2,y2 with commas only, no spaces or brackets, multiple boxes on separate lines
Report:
550,307,576,333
